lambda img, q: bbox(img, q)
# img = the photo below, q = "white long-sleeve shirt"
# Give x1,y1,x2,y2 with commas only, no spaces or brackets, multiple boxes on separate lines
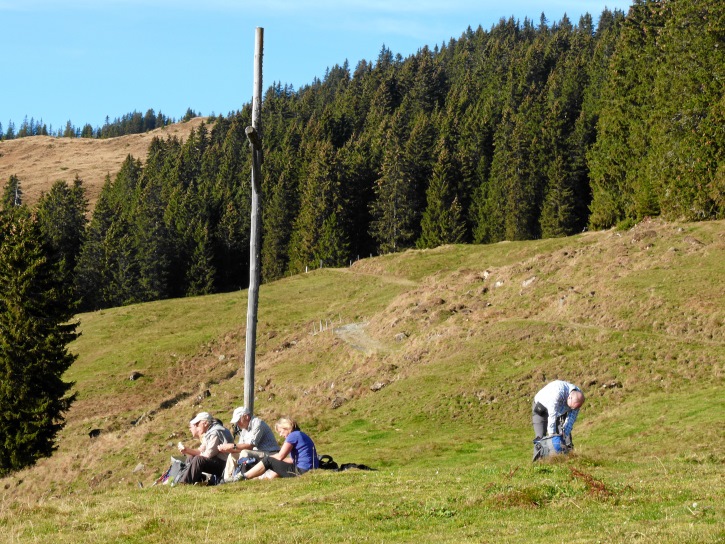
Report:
534,380,582,437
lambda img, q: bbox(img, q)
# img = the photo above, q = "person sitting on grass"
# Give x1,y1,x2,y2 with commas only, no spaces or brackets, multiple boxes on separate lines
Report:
176,412,232,484
240,417,319,480
217,406,280,481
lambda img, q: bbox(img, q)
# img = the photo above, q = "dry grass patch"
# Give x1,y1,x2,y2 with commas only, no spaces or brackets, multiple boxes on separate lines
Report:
0,117,209,209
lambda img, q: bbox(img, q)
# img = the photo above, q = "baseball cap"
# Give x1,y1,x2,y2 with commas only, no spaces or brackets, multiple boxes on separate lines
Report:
231,406,251,424
189,412,211,425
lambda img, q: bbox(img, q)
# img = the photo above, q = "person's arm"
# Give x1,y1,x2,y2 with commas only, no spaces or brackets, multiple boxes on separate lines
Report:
270,441,293,463
543,397,560,435
219,442,243,454
178,443,201,457
562,409,579,438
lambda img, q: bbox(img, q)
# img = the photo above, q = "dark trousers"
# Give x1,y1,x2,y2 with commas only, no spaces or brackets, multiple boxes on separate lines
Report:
261,455,302,478
178,455,227,484
532,401,566,439
532,400,548,439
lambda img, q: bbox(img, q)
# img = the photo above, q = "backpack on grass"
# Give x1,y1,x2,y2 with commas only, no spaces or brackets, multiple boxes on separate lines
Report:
532,435,571,462
154,455,187,486
317,454,375,472
231,456,260,479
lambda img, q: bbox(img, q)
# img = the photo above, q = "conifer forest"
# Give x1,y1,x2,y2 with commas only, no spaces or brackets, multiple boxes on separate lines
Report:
3,0,724,313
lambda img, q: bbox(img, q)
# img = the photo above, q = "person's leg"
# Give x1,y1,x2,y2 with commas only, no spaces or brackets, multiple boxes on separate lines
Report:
532,400,548,439
242,459,267,479
258,469,279,480
263,456,297,478
240,449,267,460
178,456,204,483
223,452,239,481
179,455,226,483
205,456,227,478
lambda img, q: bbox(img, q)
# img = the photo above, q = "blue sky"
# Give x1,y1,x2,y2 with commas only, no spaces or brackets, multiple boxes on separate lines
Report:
0,0,632,133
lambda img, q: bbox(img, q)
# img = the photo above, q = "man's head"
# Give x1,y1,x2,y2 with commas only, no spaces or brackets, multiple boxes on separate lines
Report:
567,390,585,410
231,406,252,430
189,412,213,437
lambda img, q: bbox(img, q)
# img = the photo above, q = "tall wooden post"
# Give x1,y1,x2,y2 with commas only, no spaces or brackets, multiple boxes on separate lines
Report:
244,27,264,416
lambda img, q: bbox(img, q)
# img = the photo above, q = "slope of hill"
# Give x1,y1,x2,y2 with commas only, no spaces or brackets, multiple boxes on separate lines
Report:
0,117,209,209
0,218,722,543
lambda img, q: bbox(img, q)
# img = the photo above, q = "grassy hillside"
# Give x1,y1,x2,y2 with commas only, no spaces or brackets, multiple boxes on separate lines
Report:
0,117,208,209
1,218,723,543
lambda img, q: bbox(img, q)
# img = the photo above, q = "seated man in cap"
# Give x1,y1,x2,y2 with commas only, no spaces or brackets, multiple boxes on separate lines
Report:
176,412,232,484
218,407,280,481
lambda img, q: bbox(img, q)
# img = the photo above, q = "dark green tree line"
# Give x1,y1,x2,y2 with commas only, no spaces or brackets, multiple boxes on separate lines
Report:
11,2,722,312
0,207,78,475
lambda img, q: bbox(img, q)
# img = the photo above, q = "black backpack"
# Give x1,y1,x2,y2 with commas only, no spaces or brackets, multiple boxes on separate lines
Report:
318,454,375,472
318,454,339,470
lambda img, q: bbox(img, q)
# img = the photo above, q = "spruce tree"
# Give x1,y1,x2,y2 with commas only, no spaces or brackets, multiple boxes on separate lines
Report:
185,218,216,296
75,177,115,311
2,175,23,209
369,134,417,253
314,212,350,268
131,180,171,302
35,176,88,289
587,0,665,228
287,141,343,272
646,0,725,220
417,143,465,248
0,208,78,475
212,116,251,291
262,159,297,282
337,136,376,260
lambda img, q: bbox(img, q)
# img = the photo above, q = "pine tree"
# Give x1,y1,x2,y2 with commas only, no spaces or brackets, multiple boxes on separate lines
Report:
588,0,665,228
369,132,417,253
2,175,23,209
35,176,88,289
185,218,216,297
288,141,344,272
0,208,78,475
417,143,465,248
646,0,725,220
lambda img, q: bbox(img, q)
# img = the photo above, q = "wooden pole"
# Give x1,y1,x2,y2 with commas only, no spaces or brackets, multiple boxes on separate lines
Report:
244,27,264,417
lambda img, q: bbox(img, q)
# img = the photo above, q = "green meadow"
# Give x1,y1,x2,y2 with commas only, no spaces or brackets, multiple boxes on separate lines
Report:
1,219,723,543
